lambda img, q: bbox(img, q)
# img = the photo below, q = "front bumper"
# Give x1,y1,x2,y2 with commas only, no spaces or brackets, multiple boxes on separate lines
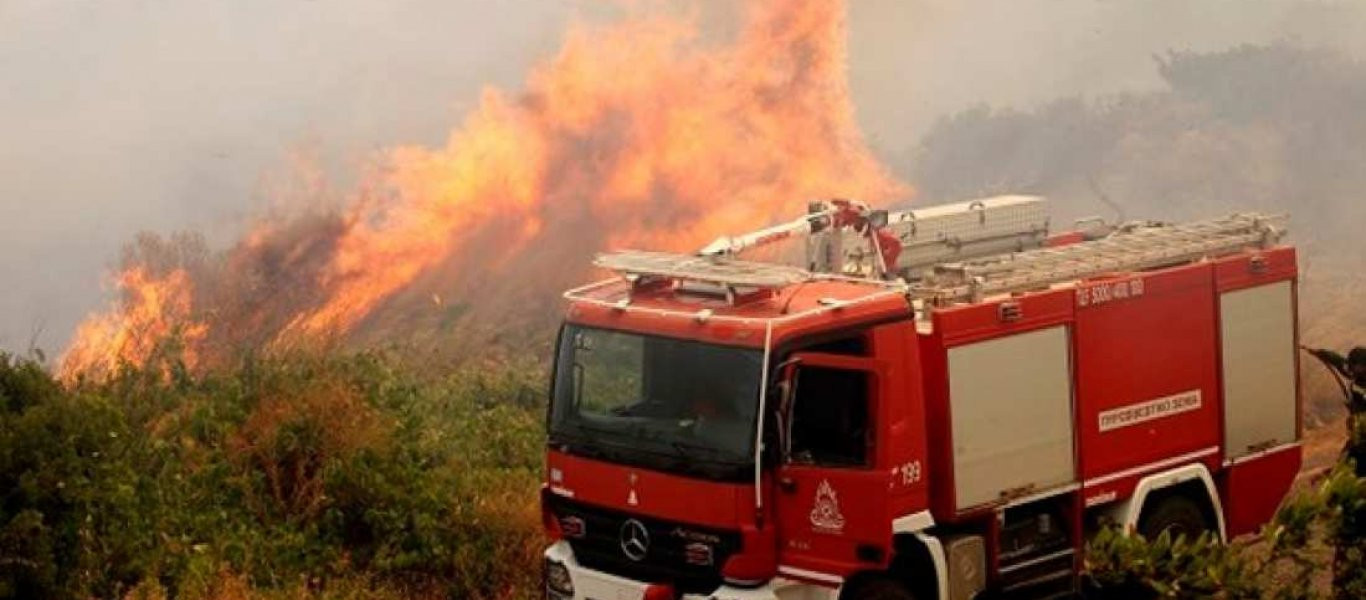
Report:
543,541,836,600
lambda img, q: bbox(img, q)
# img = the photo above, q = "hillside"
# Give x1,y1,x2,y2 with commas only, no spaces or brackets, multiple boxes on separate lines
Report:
906,43,1366,422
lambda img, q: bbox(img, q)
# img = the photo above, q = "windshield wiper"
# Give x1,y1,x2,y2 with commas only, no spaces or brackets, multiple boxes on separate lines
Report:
553,424,636,462
627,422,747,464
668,439,746,464
568,420,624,440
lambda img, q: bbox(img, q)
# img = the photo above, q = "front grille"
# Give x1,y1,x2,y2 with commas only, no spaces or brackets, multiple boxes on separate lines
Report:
546,496,742,595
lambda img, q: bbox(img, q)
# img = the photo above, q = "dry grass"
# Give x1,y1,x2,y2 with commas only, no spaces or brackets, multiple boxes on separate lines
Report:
228,378,388,521
122,570,436,600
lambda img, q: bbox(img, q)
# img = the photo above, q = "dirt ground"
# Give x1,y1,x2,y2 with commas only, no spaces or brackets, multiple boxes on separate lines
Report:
1298,419,1347,486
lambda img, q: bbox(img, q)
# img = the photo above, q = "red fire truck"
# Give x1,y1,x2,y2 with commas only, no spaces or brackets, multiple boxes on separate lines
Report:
541,196,1301,600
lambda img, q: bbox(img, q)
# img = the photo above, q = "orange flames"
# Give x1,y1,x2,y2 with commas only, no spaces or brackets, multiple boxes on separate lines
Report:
60,267,208,380
60,0,908,379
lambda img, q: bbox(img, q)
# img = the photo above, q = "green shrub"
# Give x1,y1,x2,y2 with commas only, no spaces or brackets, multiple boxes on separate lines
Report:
1085,464,1366,599
1086,527,1254,598
0,351,547,599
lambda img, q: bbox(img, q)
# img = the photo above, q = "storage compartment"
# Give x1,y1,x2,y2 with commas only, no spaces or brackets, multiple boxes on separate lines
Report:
947,327,1077,510
999,502,1070,564
1220,281,1298,459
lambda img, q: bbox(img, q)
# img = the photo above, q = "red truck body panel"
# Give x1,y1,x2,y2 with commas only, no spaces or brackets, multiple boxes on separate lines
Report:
547,450,754,530
1073,266,1223,484
545,239,1302,597
917,246,1299,524
1221,444,1303,537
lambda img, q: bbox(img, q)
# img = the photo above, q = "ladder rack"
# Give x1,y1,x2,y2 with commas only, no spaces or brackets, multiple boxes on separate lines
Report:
911,212,1288,305
595,250,812,290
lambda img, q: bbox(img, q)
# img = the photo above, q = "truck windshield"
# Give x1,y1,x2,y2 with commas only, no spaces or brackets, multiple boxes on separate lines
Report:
549,325,763,478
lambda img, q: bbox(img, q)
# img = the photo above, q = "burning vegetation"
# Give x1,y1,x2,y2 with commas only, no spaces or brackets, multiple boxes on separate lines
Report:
60,266,207,380
58,0,906,380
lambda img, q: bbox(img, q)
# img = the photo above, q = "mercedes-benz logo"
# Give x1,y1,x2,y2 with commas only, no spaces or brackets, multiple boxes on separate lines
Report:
619,519,650,562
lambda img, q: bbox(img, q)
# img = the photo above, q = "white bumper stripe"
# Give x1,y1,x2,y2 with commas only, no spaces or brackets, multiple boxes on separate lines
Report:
543,542,838,600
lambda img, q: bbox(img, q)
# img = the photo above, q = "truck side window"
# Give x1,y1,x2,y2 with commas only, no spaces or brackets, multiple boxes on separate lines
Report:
802,335,869,357
788,367,871,467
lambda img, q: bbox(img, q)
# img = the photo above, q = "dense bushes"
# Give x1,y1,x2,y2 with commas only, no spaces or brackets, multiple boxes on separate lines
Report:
0,351,546,599
1084,472,1349,599
1085,429,1366,598
1085,529,1254,598
10,341,1366,599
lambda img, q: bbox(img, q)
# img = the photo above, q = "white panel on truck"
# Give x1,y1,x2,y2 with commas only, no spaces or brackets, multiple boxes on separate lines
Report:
948,327,1076,510
887,195,1050,275
1221,281,1298,460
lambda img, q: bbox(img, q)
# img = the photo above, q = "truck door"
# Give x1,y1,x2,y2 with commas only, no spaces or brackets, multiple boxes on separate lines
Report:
774,352,890,583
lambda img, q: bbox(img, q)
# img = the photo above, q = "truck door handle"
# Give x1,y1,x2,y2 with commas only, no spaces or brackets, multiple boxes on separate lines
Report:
779,477,798,494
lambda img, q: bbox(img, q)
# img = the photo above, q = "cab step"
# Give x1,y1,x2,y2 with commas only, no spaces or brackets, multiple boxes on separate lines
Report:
998,548,1077,599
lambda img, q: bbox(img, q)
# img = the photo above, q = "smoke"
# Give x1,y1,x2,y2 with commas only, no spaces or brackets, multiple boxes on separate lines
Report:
3,0,1364,361
54,0,906,378
0,0,578,356
907,42,1366,422
846,0,1366,161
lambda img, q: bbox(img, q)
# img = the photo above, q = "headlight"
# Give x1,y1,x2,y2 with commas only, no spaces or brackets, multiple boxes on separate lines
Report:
560,516,586,538
545,559,574,596
683,542,714,566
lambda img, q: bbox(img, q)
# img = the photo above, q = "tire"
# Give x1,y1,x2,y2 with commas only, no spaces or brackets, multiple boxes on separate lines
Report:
849,577,918,600
1138,493,1211,541
1080,574,1152,600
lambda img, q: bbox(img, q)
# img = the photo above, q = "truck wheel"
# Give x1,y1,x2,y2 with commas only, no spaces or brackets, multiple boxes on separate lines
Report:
1138,493,1210,541
849,577,918,600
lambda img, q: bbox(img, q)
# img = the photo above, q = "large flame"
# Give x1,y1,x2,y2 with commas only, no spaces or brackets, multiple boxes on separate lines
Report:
60,267,208,379
60,0,907,379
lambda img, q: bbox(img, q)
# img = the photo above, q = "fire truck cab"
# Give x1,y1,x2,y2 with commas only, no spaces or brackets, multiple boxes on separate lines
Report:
542,198,1301,600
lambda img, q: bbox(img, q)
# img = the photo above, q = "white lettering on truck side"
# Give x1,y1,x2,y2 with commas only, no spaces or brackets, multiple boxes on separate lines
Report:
1097,390,1203,432
1078,277,1146,308
890,460,923,487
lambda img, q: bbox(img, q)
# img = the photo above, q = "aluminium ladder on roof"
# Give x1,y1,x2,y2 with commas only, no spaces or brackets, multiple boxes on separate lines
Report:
594,250,813,290
591,249,907,307
910,212,1288,305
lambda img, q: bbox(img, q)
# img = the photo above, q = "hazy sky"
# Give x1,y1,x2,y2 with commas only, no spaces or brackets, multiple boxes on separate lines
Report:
2,0,1363,354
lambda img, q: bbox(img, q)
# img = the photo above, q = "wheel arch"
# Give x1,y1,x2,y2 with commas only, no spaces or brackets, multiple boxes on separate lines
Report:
1101,462,1227,543
837,531,946,600
888,532,948,600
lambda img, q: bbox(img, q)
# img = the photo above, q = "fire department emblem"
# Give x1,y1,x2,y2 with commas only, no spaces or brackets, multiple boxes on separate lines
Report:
809,479,846,534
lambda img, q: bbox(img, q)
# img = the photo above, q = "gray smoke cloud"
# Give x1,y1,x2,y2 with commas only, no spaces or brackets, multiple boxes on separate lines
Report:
2,0,1363,355
847,0,1366,167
